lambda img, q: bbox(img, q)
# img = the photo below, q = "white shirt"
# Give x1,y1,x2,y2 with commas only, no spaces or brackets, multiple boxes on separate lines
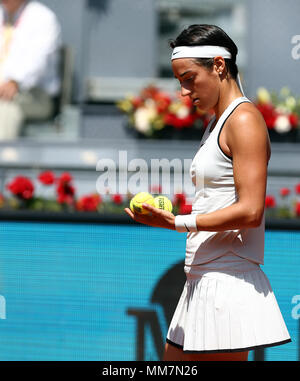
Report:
0,0,61,96
185,97,265,267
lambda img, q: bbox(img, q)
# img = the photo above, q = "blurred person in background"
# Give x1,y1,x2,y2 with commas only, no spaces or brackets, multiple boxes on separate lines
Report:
0,0,61,140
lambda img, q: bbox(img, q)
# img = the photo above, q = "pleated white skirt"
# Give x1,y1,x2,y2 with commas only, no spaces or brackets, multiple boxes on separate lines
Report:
166,253,291,353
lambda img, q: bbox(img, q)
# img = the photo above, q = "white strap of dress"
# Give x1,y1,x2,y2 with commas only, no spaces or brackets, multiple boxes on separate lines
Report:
198,97,251,148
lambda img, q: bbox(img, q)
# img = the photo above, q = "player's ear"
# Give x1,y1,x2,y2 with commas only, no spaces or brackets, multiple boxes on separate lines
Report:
213,56,226,75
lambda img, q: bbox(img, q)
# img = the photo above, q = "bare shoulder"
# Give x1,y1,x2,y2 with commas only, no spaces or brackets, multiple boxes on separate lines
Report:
226,102,271,159
228,102,267,134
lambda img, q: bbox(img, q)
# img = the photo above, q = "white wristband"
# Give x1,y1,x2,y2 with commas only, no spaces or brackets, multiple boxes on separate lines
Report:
175,214,198,233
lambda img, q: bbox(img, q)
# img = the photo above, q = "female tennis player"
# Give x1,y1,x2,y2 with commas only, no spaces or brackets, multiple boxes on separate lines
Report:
125,24,291,361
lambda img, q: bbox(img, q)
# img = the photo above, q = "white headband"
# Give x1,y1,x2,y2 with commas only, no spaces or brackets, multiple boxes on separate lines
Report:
171,45,245,96
171,45,232,60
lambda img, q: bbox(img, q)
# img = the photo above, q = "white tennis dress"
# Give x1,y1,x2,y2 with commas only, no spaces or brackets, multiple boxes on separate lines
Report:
167,97,291,353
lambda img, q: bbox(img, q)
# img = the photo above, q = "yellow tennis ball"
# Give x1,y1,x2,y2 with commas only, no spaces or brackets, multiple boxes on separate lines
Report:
154,195,173,212
130,192,154,214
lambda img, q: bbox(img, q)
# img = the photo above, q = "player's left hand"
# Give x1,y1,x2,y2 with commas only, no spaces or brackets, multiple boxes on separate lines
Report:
124,203,176,230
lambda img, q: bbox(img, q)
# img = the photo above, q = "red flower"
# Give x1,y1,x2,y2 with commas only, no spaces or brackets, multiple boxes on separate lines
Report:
154,92,171,114
295,184,300,195
163,113,177,127
280,187,290,197
131,96,143,109
164,113,197,129
141,85,160,99
58,172,73,184
179,114,197,128
6,176,34,200
38,170,55,185
256,103,277,129
56,172,75,205
56,183,75,205
173,193,186,206
172,193,192,214
265,195,276,208
111,193,123,205
76,194,102,211
289,113,298,128
295,202,300,217
179,203,192,215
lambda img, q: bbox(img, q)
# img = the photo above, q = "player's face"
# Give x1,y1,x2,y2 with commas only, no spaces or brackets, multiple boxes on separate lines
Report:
172,58,220,112
1,0,25,14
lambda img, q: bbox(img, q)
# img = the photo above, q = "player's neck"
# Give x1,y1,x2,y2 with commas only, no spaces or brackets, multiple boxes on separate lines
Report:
213,79,244,122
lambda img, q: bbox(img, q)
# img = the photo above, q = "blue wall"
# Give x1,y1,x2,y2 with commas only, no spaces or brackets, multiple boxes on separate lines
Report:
0,221,298,361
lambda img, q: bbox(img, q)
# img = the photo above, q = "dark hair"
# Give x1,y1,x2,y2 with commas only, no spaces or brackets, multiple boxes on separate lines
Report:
170,24,238,79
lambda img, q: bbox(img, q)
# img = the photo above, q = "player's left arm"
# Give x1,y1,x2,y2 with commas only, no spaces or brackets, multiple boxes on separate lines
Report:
193,105,270,231
125,105,270,232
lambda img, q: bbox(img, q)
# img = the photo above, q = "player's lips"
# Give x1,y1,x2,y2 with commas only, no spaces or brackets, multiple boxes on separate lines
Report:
193,98,200,105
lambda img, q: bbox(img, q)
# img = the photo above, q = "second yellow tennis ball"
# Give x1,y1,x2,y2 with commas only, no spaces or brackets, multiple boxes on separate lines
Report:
154,196,173,212
130,192,154,214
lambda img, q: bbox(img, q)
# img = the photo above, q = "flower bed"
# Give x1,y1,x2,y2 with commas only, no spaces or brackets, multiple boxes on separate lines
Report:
117,85,212,139
117,84,300,142
1,171,300,220
0,172,193,216
265,184,300,219
255,87,300,142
